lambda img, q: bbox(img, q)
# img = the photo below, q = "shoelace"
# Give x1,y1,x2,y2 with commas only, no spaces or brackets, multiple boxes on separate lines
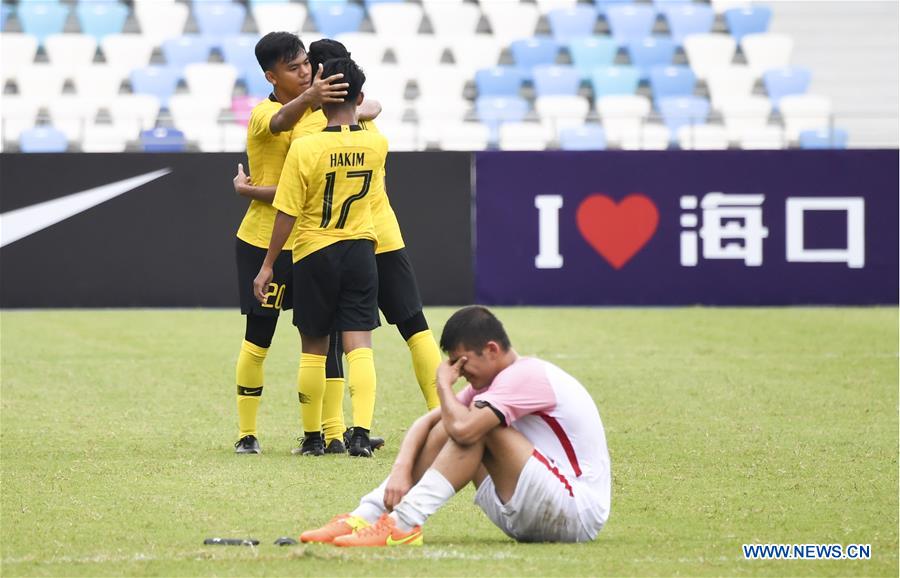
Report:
354,517,392,538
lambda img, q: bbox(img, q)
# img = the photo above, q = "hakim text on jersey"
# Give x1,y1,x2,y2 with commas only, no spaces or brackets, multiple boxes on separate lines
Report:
330,152,365,168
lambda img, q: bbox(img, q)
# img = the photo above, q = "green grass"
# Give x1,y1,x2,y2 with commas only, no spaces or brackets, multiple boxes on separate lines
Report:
1,308,897,577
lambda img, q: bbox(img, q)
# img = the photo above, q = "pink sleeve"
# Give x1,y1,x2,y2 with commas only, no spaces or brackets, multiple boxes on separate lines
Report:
472,358,556,426
456,385,476,406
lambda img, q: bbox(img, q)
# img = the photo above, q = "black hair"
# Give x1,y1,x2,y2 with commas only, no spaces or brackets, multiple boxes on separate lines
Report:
321,57,365,103
439,306,511,353
255,32,305,73
308,38,350,73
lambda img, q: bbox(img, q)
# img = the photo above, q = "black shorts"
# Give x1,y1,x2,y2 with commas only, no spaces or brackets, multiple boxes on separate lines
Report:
376,248,424,325
292,239,380,337
236,238,293,316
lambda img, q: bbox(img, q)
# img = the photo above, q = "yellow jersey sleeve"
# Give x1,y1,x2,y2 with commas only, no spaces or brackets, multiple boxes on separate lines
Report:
272,139,308,219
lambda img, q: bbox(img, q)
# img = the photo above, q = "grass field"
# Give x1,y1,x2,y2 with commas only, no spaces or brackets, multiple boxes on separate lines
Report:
1,307,897,577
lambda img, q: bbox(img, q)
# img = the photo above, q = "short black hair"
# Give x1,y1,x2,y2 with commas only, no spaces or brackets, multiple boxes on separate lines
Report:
439,306,511,353
321,57,365,103
308,38,350,73
255,32,305,73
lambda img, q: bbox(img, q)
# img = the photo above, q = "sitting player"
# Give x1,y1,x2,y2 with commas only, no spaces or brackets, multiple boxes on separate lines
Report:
300,306,611,545
253,57,387,458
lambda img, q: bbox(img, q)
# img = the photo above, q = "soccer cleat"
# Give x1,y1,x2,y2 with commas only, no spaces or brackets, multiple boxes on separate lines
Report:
300,513,370,544
234,435,261,454
343,427,385,452
348,429,373,457
324,439,346,454
291,434,324,456
332,514,422,547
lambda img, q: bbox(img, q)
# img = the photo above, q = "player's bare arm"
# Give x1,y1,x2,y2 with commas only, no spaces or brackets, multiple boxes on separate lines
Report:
270,64,349,134
252,210,295,302
436,359,502,445
383,408,442,510
233,163,276,203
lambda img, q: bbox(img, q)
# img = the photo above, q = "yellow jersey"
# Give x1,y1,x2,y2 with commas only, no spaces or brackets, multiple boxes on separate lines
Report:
294,110,405,254
236,96,311,248
273,125,389,262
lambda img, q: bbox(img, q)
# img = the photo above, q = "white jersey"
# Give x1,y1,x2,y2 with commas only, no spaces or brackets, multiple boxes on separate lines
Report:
457,357,611,531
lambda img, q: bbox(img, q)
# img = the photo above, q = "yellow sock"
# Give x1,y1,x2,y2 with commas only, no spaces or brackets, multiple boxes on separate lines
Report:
346,348,376,430
298,353,326,434
322,377,346,443
236,340,268,438
407,330,441,410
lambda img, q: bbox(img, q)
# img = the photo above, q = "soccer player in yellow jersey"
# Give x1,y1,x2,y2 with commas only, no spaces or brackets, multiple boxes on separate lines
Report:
254,57,385,457
233,32,380,455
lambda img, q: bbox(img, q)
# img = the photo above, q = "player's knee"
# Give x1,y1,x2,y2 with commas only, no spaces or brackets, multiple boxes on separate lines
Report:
244,314,278,348
396,311,428,342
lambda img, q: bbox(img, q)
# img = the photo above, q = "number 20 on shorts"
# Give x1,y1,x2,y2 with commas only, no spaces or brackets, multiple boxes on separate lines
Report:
261,283,286,309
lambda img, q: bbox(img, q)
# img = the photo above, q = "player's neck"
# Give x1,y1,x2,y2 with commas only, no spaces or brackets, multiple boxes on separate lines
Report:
497,349,519,373
324,103,358,127
272,87,298,106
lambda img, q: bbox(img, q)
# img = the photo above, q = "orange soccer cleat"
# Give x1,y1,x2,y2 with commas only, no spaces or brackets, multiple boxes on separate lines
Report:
299,513,370,544
332,513,423,547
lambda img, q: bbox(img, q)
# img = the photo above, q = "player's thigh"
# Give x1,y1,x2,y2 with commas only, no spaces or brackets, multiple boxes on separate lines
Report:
482,426,535,503
292,247,341,338
375,249,423,325
236,239,292,316
336,240,380,332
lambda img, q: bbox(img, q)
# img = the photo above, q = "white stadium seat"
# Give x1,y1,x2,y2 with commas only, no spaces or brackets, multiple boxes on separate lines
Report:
1,96,42,143
678,124,731,149
425,3,482,39
620,124,672,150
72,64,128,106
436,122,490,151
741,33,794,76
168,94,222,141
596,94,651,146
535,95,591,135
705,65,758,111
48,97,101,141
44,34,98,71
683,34,737,80
499,122,553,151
101,34,155,72
416,65,471,103
183,63,238,110
16,65,67,106
448,36,506,74
1,34,39,83
81,123,132,152
390,35,449,74
108,94,161,134
252,3,307,35
369,3,424,36
134,2,190,47
481,2,541,46
737,125,786,149
779,94,832,140
375,120,420,152
334,33,387,72
721,95,772,141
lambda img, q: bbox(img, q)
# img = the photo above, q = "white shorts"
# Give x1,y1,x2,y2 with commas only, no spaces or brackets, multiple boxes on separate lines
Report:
474,449,605,543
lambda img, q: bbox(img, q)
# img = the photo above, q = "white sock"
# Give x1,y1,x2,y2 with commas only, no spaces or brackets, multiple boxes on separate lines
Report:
351,477,389,524
391,468,456,531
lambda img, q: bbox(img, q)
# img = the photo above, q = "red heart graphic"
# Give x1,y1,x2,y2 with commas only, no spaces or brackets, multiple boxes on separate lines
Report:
576,194,659,269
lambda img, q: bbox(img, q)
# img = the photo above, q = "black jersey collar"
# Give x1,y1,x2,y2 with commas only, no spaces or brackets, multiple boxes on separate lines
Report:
323,125,362,132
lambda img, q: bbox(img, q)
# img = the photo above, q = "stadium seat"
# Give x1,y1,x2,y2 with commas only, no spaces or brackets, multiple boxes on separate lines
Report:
476,96,529,127
374,121,419,152
798,127,849,149
499,122,552,151
48,97,100,141
0,97,42,143
221,35,262,82
559,125,606,150
1,5,11,31
596,94,651,145
779,94,832,140
1,34,38,83
620,123,671,150
184,63,238,109
547,6,599,42
168,94,222,142
535,95,591,133
130,66,182,107
369,3,423,36
194,2,247,37
76,2,128,42
741,33,793,76
705,65,757,111
591,66,640,97
251,2,307,35
534,0,580,12
449,36,505,73
390,35,447,73
310,3,364,37
417,65,470,103
737,125,786,149
682,33,737,80
720,95,772,140
594,0,634,17
333,33,386,71
626,36,675,80
101,34,155,72
72,64,128,106
677,124,730,149
17,2,69,46
648,65,696,102
244,69,272,99
567,37,618,80
19,126,68,153
108,94,161,134
532,65,581,97
724,5,772,41
510,37,561,77
231,95,262,126
162,36,213,67
81,123,132,153
360,65,409,109
16,64,66,105
140,127,187,152
661,3,714,45
475,67,526,97
710,0,750,13
658,96,710,141
134,2,190,46
763,67,812,107
424,2,481,39
197,123,249,153
481,2,540,46
436,122,490,151
605,4,657,44
43,34,97,71
415,97,470,127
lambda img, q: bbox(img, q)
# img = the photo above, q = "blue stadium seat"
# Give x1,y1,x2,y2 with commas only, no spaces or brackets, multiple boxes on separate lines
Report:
19,126,68,153
559,125,607,150
162,36,213,67
594,0,634,16
194,3,247,37
310,3,364,37
661,3,714,45
724,5,772,42
532,65,581,97
140,127,187,152
658,95,710,140
475,67,526,97
799,128,848,149
568,37,618,80
363,0,405,6
245,69,273,98
606,4,656,44
626,36,675,80
510,37,560,78
2,5,12,31
17,2,69,45
221,35,262,82
249,0,294,4
476,96,529,145
547,6,598,42
763,67,811,105
76,2,128,42
591,66,640,97
131,66,182,107
649,65,695,101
